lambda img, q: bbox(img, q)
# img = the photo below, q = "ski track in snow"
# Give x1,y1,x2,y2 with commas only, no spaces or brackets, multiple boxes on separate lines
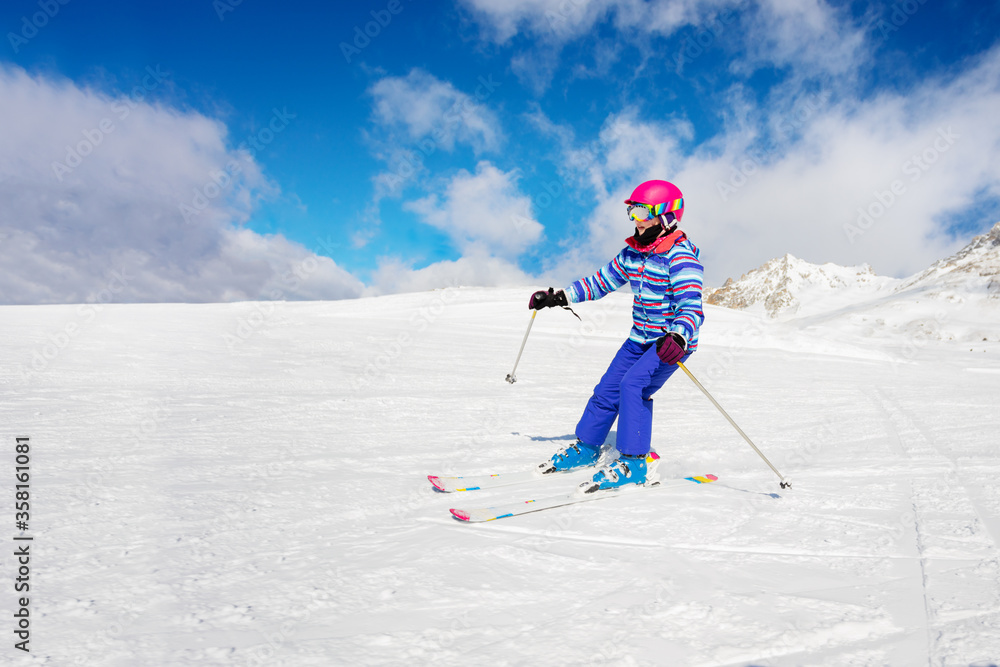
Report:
1,287,999,666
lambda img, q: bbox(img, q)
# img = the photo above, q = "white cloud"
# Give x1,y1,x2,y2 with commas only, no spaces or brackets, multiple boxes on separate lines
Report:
459,0,719,43
460,0,870,90
218,228,366,301
684,49,1000,282
404,161,544,258
459,0,614,43
739,0,868,77
601,111,694,180
0,64,363,304
366,161,542,295
368,68,502,153
509,48,562,97
542,110,695,262
545,45,1000,287
367,68,505,203
366,253,534,295
459,0,718,92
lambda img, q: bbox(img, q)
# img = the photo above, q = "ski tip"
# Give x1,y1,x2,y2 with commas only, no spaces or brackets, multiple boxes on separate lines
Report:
685,474,719,484
428,475,446,492
449,508,471,522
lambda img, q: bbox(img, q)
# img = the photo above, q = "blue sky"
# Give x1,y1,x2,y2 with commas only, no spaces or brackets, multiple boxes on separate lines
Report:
2,0,1000,303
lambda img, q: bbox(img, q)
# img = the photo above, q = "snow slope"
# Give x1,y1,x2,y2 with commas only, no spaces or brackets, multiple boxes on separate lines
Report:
2,286,1000,666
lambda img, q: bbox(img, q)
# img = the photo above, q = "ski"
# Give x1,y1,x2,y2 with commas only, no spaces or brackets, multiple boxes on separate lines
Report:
427,467,597,493
449,474,718,522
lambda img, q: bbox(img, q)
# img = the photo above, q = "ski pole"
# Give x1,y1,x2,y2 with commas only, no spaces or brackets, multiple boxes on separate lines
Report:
676,361,791,489
505,310,536,384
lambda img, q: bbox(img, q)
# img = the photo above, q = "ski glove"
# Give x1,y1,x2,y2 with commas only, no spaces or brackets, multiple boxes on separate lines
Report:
529,288,568,310
655,332,686,365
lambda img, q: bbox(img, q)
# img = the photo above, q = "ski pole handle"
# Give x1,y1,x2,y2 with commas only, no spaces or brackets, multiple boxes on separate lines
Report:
505,310,536,384
676,361,791,489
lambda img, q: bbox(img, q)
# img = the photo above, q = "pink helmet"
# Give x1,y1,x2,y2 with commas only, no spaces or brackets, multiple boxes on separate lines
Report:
624,180,684,222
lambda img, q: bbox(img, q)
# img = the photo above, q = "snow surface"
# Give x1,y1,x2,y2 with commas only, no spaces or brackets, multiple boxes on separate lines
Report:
2,287,1000,666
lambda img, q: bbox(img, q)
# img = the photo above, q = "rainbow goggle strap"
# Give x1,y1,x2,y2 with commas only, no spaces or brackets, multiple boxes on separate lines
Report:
628,197,683,221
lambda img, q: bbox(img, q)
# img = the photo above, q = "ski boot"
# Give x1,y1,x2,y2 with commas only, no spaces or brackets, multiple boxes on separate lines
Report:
537,440,602,475
580,451,660,494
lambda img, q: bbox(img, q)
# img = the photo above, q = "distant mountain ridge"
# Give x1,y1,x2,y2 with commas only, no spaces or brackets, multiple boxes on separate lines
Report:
705,254,898,319
706,222,1000,320
895,221,1000,297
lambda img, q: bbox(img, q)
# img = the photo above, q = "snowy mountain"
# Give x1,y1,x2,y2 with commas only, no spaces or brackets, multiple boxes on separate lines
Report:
705,223,1000,344
705,253,899,318
895,221,1000,298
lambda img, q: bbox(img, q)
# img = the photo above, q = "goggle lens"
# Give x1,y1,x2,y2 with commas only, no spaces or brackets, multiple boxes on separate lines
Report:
628,204,655,222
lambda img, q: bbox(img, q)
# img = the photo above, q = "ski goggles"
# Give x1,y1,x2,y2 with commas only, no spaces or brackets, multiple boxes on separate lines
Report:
627,203,658,222
626,198,683,222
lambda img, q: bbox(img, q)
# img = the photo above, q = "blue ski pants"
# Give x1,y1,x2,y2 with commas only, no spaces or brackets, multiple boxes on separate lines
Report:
575,339,692,456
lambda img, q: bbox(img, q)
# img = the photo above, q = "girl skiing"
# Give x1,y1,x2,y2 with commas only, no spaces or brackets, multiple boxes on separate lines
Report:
528,180,705,493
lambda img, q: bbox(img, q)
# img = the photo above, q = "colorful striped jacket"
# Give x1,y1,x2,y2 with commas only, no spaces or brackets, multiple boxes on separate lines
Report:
565,229,705,351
